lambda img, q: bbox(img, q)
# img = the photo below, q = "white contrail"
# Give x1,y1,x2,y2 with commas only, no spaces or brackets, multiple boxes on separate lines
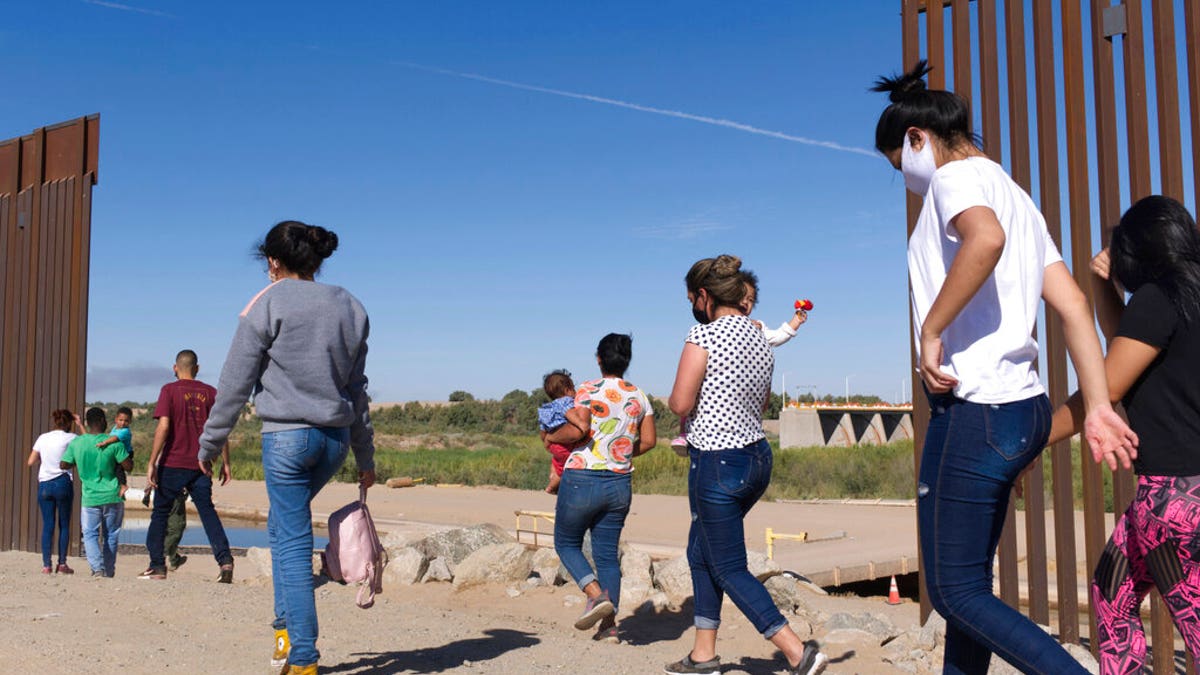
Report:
392,61,877,158
81,0,173,17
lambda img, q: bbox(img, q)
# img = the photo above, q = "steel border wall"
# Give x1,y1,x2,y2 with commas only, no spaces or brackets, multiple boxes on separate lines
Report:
0,115,99,555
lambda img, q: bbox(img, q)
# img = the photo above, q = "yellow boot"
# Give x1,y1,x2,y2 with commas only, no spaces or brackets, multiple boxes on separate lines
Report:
271,629,290,674
288,665,318,675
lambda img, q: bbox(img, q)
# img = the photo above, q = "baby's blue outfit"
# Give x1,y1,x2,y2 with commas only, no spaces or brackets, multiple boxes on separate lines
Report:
538,396,575,431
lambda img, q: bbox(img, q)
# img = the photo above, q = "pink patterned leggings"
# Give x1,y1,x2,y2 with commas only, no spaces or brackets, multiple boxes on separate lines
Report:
1092,474,1200,675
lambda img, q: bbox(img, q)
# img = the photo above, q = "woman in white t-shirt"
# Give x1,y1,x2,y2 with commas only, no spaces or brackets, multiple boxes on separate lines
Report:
26,409,79,575
873,60,1137,674
665,255,827,675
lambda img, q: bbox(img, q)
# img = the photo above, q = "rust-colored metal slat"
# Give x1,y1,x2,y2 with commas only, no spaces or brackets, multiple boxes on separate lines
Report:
927,0,946,88
1032,0,1081,646
1150,0,1183,201
903,0,932,626
1124,0,1152,200
1187,0,1200,208
1060,0,1108,654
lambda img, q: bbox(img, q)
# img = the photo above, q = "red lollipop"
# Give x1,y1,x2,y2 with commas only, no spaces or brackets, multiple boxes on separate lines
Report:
794,298,814,312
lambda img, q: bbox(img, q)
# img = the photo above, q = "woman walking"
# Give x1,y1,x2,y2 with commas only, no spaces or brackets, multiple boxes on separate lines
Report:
199,220,375,675
873,61,1137,673
665,255,826,675
27,409,79,574
546,333,656,642
1047,195,1200,673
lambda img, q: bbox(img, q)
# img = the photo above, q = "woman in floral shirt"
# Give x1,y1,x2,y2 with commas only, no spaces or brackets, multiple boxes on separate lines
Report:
546,333,656,641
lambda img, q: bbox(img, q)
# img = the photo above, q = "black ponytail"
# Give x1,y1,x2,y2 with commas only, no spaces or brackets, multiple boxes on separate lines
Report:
871,60,979,154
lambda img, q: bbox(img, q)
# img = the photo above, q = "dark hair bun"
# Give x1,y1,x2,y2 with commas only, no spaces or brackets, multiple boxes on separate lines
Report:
711,254,742,276
872,59,932,103
308,226,339,259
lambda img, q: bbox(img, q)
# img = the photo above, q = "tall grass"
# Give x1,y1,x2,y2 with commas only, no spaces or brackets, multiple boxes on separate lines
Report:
98,402,1114,508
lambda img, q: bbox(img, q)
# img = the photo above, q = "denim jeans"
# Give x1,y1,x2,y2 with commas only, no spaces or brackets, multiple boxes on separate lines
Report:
687,438,787,638
147,467,232,569
263,427,349,667
38,474,73,567
81,502,124,576
554,469,632,611
919,392,1086,674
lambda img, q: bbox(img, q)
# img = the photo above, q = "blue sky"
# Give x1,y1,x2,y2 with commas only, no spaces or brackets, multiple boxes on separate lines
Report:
4,1,922,404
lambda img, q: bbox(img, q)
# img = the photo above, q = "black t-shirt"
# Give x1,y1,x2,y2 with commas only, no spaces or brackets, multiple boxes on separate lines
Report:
1116,282,1200,475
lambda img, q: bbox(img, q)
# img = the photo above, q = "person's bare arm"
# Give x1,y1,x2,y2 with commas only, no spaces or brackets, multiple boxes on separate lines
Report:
220,442,232,485
1047,337,1160,445
146,416,170,489
634,414,657,456
1042,262,1138,469
1089,248,1125,343
27,449,40,468
919,206,1007,393
545,406,591,445
669,343,709,417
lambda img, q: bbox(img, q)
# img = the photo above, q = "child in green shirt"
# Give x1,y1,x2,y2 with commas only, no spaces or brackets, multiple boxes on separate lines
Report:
61,407,132,577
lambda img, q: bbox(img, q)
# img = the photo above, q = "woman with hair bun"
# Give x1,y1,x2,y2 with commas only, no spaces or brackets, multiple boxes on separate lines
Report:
199,220,376,675
27,408,81,574
874,61,1137,673
1047,195,1200,673
666,255,826,675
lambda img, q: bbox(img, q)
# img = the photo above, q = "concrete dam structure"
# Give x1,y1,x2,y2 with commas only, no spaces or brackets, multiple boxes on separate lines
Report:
779,406,913,448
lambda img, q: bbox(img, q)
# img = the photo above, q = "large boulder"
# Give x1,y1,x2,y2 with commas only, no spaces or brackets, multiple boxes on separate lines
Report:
763,574,820,623
245,547,273,578
652,555,692,606
529,548,563,587
413,523,514,567
382,546,428,586
421,557,454,583
380,531,413,557
747,551,781,580
452,543,536,589
619,546,654,605
825,612,899,639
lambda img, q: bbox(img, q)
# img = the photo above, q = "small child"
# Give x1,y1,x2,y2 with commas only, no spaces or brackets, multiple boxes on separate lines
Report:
111,407,133,498
671,286,809,455
538,369,589,494
96,406,134,498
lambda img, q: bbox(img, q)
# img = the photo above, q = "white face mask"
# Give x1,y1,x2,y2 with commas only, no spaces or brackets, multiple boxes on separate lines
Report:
901,132,937,196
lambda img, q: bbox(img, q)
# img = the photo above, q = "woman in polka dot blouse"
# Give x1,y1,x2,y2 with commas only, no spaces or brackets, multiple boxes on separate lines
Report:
665,255,826,675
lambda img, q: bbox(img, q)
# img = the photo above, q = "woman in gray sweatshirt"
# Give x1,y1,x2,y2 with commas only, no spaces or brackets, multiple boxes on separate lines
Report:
199,220,375,675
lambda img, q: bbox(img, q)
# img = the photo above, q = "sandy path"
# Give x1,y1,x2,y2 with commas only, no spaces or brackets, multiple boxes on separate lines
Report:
1,548,917,674
3,480,925,674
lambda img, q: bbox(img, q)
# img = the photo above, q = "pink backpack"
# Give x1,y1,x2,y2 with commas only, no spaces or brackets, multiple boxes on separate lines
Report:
321,486,387,608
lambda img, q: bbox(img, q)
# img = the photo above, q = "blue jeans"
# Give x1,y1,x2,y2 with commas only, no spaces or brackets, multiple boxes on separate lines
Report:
38,474,73,567
687,438,787,637
554,469,631,610
919,393,1085,674
147,467,232,569
263,427,349,667
81,502,124,576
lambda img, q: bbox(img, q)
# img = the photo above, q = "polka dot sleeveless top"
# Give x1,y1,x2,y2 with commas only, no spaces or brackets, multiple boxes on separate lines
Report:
685,315,774,451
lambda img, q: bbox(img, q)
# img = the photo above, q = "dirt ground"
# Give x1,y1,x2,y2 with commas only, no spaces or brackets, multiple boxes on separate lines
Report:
0,548,916,675
1,486,922,674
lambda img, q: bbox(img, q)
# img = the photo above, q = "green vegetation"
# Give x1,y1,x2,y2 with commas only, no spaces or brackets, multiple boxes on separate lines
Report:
87,399,1114,509
86,400,912,498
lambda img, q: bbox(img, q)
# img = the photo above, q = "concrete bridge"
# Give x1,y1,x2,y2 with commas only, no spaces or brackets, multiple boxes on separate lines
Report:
779,405,913,448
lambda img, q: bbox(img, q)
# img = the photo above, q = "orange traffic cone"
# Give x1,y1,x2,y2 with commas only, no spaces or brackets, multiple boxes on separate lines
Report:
886,575,902,605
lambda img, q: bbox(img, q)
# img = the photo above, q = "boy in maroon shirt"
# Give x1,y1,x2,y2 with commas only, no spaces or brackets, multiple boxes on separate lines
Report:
139,349,234,581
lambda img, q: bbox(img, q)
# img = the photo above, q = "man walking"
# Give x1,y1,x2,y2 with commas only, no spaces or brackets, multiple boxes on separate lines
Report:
139,349,234,582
